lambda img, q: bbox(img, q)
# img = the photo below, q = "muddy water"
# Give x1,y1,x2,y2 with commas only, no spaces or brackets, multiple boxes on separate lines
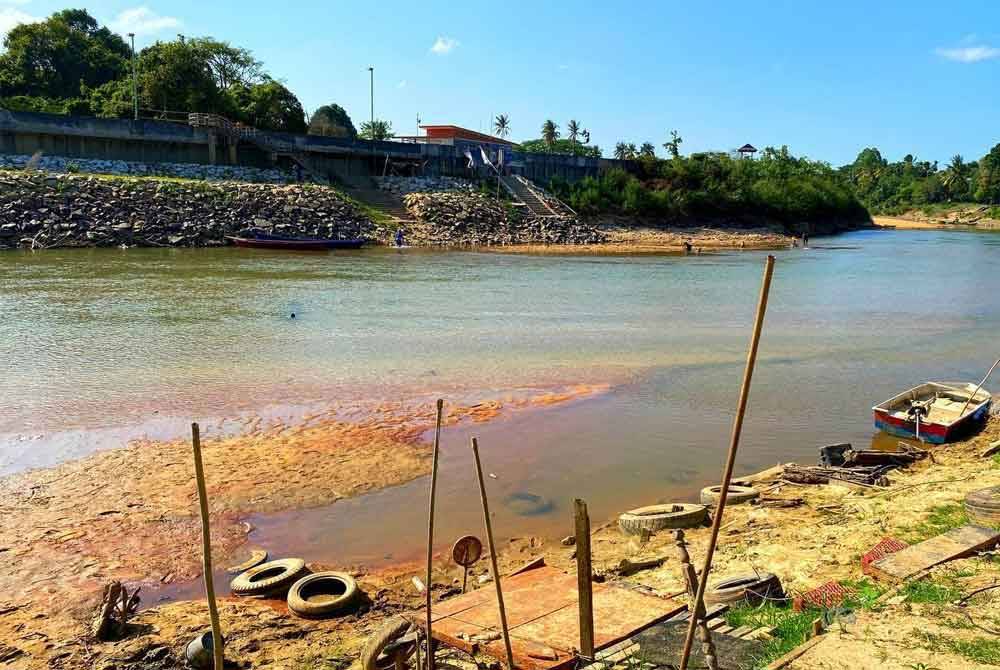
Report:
4,229,1000,585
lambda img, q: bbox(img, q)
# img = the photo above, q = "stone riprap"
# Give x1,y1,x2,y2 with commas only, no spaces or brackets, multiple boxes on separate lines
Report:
0,153,290,183
0,171,382,249
402,191,604,246
375,175,474,196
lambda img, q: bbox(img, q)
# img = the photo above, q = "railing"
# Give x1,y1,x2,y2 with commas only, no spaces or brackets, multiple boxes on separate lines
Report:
188,113,299,153
512,175,577,217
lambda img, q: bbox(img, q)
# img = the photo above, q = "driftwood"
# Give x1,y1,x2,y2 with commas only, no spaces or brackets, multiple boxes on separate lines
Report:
90,581,140,641
782,464,892,487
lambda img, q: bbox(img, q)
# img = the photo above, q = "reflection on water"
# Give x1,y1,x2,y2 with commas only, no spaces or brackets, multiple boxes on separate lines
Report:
4,229,1000,581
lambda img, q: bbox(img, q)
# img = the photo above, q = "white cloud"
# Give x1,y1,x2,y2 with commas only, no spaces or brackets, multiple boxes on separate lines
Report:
397,79,407,88
110,6,181,37
557,64,570,70
1,7,37,38
935,45,1000,63
430,36,459,55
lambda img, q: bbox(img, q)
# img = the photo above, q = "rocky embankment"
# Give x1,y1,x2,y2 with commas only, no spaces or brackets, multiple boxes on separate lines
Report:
0,171,382,249
403,191,604,245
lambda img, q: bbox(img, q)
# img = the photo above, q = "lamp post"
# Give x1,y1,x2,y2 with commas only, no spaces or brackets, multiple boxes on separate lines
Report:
368,66,374,172
128,33,138,121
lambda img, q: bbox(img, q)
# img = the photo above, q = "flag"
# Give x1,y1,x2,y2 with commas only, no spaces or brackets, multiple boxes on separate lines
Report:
463,148,475,169
480,146,496,172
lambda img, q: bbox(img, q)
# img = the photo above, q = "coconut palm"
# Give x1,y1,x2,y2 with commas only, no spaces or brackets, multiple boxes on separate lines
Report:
567,119,581,145
626,143,638,159
663,130,683,158
639,142,656,159
941,154,968,198
614,142,629,161
541,120,560,149
359,119,393,141
494,114,511,138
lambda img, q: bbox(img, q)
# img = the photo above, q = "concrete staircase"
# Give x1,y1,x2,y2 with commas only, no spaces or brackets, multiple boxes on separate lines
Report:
339,176,415,225
500,175,576,217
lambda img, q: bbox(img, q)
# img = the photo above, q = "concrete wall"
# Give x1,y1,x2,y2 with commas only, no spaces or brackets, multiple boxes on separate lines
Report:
0,110,626,185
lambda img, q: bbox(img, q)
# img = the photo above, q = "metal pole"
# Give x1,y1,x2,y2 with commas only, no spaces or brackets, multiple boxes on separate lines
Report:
368,66,375,173
678,255,776,670
471,438,516,669
424,399,444,670
191,423,225,670
129,33,138,121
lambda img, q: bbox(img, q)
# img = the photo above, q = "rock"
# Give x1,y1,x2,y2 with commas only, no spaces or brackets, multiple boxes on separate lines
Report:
560,535,576,547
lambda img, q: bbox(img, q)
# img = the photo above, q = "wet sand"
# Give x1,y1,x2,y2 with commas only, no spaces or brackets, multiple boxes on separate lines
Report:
489,225,795,254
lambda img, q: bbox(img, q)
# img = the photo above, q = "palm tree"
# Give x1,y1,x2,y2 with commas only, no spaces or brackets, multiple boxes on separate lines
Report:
614,142,629,161
942,154,967,198
494,114,511,138
639,142,656,159
663,130,683,158
581,129,591,144
541,119,560,149
626,143,638,159
360,119,393,141
567,119,581,145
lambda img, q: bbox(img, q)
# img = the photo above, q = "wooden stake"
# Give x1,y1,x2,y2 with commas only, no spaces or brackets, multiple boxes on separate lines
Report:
425,399,444,670
574,499,595,658
679,255,775,670
959,358,1000,417
471,438,516,669
191,423,224,670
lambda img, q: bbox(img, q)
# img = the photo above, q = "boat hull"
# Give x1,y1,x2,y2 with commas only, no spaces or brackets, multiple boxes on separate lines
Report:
227,236,365,251
873,399,991,444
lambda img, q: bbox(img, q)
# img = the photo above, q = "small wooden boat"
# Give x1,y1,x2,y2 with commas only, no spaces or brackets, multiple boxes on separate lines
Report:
873,381,992,444
226,234,365,251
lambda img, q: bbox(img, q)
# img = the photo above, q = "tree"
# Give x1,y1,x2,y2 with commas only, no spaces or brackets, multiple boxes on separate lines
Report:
0,9,129,99
541,119,560,148
137,38,230,115
188,38,264,90
976,143,1000,204
517,138,601,158
581,129,591,144
308,104,357,138
494,114,511,138
233,79,306,133
567,119,581,145
663,129,683,158
639,142,656,159
941,154,968,200
359,119,393,140
614,142,628,160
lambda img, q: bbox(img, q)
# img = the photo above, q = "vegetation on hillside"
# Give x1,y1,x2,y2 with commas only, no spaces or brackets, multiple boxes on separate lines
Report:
548,146,868,226
842,145,1000,214
0,9,348,135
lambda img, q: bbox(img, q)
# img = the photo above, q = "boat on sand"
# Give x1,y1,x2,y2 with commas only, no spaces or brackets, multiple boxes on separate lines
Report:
873,381,992,444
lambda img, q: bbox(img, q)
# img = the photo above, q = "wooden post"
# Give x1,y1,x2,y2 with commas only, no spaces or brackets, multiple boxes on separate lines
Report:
191,423,224,670
673,530,718,670
471,438,516,670
424,399,444,670
679,256,775,670
574,499,595,659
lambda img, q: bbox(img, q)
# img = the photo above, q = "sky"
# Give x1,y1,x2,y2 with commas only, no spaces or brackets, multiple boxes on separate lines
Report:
2,0,999,166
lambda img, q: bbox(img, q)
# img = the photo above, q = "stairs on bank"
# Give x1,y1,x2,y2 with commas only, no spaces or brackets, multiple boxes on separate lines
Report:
340,176,415,225
500,175,576,217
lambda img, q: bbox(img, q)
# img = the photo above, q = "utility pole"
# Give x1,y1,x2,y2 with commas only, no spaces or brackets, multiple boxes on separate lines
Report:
368,66,374,173
128,33,138,121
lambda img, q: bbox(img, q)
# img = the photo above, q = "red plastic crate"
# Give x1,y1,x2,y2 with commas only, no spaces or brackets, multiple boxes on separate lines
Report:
793,580,855,611
861,537,909,576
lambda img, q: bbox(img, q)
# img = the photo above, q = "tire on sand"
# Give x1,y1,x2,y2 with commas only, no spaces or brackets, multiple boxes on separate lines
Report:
288,571,360,618
618,503,708,535
704,573,784,606
230,558,307,598
700,484,760,506
965,486,1000,525
362,616,417,670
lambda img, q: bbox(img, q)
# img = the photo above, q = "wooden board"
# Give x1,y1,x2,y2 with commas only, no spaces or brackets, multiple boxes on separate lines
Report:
408,566,683,670
869,525,1000,582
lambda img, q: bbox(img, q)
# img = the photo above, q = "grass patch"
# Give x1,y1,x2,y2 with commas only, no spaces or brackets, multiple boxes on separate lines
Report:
840,578,887,611
723,602,821,668
900,504,969,544
901,579,963,604
912,630,1000,665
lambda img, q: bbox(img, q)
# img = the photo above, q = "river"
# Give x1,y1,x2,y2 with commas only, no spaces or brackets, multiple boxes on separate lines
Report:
3,228,999,576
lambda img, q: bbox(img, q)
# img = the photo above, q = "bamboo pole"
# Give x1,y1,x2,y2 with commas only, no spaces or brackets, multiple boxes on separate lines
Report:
424,399,444,670
959,358,1000,417
574,499,595,658
678,255,775,670
471,438,515,669
191,423,224,670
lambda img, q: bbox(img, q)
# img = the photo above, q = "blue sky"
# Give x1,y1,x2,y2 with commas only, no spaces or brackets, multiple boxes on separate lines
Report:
3,0,999,165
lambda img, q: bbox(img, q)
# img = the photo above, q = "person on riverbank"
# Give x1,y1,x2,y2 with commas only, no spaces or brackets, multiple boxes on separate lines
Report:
395,229,405,247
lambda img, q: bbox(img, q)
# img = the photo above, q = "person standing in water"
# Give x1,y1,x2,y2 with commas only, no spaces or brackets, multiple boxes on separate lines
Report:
395,228,405,247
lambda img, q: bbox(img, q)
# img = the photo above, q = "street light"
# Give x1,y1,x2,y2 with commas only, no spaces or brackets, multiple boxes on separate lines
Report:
368,66,374,171
128,33,138,121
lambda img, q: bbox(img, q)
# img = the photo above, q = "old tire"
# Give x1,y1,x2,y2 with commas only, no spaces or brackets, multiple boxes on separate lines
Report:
226,548,268,575
230,558,306,598
362,617,417,670
287,571,359,618
965,487,1000,525
700,485,760,506
618,503,708,535
704,573,784,606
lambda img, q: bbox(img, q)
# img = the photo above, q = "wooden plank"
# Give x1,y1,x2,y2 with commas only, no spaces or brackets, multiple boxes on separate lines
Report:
763,635,824,669
869,525,1000,582
728,625,753,639
575,499,595,658
707,619,726,631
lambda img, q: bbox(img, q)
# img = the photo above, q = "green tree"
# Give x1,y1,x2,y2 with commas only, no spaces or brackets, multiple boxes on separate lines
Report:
308,104,357,138
541,119,559,148
941,154,968,200
232,79,306,132
137,38,230,115
359,119,393,140
567,119,581,145
516,138,601,158
639,142,656,159
0,9,129,99
663,129,683,158
188,37,263,90
494,114,511,138
976,144,1000,204
614,142,629,160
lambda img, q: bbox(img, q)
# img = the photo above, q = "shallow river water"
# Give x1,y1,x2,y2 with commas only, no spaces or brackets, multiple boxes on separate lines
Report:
3,228,1000,579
